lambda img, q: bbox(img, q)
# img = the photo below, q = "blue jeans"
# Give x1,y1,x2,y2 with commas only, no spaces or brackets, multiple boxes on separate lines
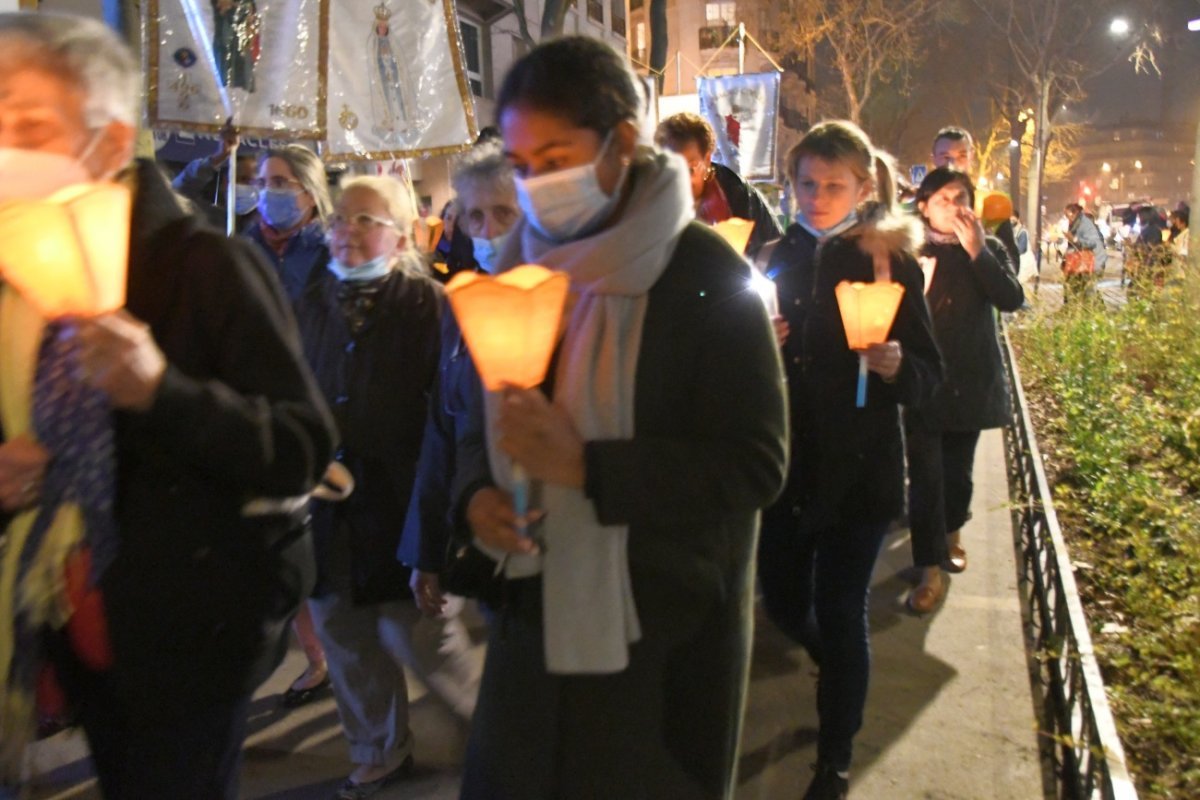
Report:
758,515,890,772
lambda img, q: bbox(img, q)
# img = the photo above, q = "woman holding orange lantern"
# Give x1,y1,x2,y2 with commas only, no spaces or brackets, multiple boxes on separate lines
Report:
451,36,788,800
903,168,1023,615
755,120,942,799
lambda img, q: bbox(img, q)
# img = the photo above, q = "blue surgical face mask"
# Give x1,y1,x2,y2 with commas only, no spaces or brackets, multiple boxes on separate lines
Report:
234,183,259,216
514,131,628,243
259,188,306,230
471,231,510,274
326,253,394,282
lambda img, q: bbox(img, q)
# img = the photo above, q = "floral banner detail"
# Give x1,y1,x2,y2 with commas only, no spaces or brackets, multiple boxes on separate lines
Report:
323,0,478,162
143,0,327,139
697,71,780,182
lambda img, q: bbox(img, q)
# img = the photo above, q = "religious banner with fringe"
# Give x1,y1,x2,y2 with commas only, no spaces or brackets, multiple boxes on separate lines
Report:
697,71,780,182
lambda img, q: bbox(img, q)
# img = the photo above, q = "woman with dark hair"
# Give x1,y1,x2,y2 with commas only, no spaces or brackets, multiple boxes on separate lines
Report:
453,36,788,799
654,111,782,258
904,167,1022,614
756,120,942,799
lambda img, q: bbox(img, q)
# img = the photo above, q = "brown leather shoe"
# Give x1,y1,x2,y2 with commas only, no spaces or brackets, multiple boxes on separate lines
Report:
944,532,968,573
906,569,946,614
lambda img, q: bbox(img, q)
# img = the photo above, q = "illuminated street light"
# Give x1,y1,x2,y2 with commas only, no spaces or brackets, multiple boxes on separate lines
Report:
1188,18,1199,31
1135,160,1143,170
1102,162,1112,172
996,172,1004,183
1009,139,1020,148
1110,17,1131,36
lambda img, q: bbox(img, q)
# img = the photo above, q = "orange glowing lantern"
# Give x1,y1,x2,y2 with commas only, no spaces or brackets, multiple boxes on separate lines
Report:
713,217,756,254
0,183,131,318
445,264,570,391
834,280,906,407
978,191,1013,233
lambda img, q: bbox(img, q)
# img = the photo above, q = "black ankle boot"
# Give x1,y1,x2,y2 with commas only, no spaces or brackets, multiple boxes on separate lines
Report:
802,762,849,800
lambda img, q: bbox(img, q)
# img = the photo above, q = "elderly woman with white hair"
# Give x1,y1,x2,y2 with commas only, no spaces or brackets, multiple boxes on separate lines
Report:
294,175,480,800
399,139,521,617
0,12,335,798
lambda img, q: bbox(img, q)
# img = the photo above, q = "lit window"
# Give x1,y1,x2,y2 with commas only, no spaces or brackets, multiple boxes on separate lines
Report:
705,1,736,24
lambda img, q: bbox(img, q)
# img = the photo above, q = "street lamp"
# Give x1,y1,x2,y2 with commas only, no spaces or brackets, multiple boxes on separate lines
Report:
1110,17,1131,36
1135,159,1143,170
1102,162,1112,173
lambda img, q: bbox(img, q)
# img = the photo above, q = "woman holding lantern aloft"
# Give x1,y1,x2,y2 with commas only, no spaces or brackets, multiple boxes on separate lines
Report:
452,36,788,800
903,168,1023,614
755,121,941,800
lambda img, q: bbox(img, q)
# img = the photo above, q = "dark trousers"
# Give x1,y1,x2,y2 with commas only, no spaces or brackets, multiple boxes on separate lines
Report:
906,427,982,568
460,577,718,800
757,515,890,772
45,631,251,800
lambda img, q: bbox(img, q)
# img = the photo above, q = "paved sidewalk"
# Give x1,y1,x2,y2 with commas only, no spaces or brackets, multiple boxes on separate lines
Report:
24,431,1044,800
738,428,1046,799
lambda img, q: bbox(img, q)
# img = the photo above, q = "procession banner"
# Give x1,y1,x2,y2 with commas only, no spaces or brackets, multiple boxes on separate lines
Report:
143,0,327,139
697,71,780,181
323,0,478,162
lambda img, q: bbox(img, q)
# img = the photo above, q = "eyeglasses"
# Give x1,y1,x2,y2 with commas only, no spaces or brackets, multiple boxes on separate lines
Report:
251,176,303,191
329,212,396,230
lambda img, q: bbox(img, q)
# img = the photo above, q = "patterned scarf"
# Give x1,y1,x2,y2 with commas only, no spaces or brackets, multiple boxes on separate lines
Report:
0,300,116,781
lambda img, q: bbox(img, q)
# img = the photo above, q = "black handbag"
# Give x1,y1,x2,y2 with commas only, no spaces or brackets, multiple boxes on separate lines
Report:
440,542,505,608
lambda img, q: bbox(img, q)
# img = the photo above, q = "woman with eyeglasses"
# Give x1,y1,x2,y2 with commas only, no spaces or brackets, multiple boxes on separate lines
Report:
244,144,333,302
453,37,788,799
294,176,480,798
239,144,335,711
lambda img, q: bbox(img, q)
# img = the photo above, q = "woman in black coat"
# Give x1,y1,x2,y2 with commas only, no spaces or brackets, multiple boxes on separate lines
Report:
756,121,942,800
294,176,479,797
451,37,788,800
904,167,1023,614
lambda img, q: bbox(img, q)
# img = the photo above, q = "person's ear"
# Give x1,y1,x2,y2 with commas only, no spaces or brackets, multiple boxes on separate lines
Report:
86,121,136,180
614,119,639,165
857,179,874,204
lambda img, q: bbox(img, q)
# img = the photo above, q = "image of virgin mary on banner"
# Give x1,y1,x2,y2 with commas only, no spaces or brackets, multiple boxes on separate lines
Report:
325,0,477,161
697,71,780,181
144,0,326,138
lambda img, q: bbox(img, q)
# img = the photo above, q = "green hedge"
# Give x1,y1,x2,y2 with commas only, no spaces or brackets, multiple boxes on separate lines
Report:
1011,273,1200,799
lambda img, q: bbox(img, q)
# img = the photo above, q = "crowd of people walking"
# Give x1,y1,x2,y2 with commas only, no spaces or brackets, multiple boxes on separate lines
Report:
0,11,1078,800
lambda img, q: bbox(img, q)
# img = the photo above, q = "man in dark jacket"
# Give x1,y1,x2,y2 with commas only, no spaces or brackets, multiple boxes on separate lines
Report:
655,112,782,259
0,14,336,798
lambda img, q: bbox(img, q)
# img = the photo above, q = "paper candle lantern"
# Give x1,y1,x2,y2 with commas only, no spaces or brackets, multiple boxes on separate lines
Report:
445,264,570,392
713,217,756,255
834,280,905,407
978,191,1013,231
0,183,131,318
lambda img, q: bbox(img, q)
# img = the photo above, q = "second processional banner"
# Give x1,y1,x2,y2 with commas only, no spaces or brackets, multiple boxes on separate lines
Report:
323,0,478,162
697,71,780,181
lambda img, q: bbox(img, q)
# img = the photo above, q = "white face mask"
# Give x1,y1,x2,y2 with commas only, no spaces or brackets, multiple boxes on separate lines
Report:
514,131,628,243
0,145,95,203
471,231,511,274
